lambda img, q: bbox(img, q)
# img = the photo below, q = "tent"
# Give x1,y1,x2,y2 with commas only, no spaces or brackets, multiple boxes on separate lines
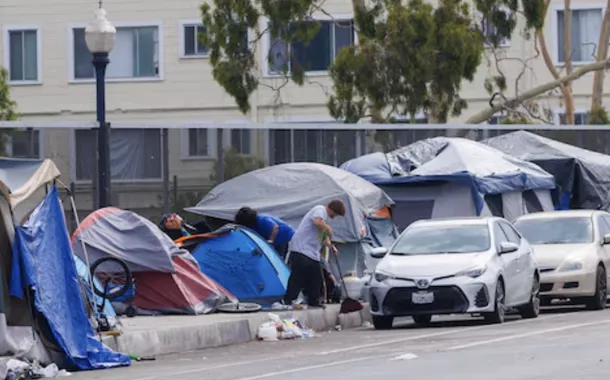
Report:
483,130,610,210
341,137,556,231
185,162,398,277
0,157,128,370
178,225,290,306
71,208,235,315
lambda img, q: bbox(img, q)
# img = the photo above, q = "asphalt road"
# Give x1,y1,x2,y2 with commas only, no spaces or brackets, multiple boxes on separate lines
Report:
74,306,610,380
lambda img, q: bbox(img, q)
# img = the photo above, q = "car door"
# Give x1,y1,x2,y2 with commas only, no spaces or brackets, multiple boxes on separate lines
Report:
493,222,519,306
499,220,532,304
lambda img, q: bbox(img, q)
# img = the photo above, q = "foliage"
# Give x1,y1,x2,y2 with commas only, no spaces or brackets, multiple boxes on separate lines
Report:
0,68,17,155
209,147,266,184
500,114,533,124
200,0,546,124
588,106,610,125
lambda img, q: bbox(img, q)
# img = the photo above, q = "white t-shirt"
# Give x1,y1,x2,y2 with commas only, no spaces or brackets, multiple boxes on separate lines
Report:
289,205,328,261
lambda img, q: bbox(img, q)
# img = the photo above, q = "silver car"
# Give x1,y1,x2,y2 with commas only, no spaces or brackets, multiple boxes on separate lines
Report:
368,217,540,329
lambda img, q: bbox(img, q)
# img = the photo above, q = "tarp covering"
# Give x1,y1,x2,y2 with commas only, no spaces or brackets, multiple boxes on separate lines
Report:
72,208,185,273
483,130,610,209
186,163,394,243
341,137,556,193
8,187,130,371
189,225,290,306
0,158,60,208
127,255,236,315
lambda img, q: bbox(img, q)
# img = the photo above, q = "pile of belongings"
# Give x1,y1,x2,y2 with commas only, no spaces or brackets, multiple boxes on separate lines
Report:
1,359,71,379
256,313,315,341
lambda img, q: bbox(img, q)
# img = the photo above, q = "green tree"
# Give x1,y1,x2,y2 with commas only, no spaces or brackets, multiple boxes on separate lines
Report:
209,147,266,184
0,68,17,155
201,0,548,124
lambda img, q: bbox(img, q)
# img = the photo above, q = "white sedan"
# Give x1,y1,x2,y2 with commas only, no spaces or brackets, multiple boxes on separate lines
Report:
368,217,540,330
514,210,610,309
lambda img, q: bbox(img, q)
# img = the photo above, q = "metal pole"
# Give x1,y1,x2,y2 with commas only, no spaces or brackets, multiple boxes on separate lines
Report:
93,52,110,208
172,175,178,212
162,128,170,214
216,129,224,184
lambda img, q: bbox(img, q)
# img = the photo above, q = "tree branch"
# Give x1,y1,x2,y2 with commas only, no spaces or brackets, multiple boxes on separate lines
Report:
466,58,610,123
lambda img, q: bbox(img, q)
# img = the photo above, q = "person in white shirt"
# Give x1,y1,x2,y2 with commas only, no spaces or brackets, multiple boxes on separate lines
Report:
283,199,346,308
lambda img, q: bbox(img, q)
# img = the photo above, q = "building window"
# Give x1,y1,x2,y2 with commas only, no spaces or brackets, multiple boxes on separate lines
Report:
231,129,251,154
488,115,505,124
481,10,511,47
6,128,40,158
188,128,211,157
557,9,602,64
268,19,355,74
183,24,207,57
72,26,160,80
270,128,358,166
75,129,162,181
559,112,589,125
6,28,39,83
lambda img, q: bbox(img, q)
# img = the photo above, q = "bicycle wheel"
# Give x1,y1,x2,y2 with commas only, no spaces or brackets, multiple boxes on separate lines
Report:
90,257,133,300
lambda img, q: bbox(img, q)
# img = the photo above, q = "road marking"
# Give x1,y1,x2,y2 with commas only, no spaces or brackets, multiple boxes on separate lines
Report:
318,313,564,355
232,355,389,380
391,353,418,361
447,317,610,351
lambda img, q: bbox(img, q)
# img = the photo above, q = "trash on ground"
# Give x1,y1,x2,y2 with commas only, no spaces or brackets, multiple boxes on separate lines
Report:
257,313,316,341
2,359,72,379
270,302,292,311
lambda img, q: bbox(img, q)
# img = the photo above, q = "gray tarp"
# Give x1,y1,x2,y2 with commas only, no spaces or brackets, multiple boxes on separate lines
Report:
483,131,610,209
186,163,395,243
72,207,187,273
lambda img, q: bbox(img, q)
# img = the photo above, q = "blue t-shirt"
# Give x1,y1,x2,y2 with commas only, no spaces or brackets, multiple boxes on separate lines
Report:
256,214,295,246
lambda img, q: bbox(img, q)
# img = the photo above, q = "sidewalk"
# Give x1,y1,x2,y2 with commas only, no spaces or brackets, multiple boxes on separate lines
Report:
101,304,372,357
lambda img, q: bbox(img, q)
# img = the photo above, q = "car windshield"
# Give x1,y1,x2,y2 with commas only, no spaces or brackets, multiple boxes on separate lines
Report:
391,224,491,255
514,217,593,245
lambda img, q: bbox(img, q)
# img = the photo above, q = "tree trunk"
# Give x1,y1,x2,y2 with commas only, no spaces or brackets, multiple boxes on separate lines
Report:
563,0,575,124
591,0,610,109
538,31,573,120
466,59,610,123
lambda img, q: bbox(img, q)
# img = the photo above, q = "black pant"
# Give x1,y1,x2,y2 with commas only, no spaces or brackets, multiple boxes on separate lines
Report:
274,242,289,260
283,252,322,306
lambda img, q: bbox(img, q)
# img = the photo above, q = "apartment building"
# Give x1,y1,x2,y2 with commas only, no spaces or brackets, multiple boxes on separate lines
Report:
0,0,604,214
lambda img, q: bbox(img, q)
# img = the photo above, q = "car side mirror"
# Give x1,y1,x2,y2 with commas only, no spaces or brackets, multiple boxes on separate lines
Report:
602,234,610,245
499,242,519,254
370,247,388,259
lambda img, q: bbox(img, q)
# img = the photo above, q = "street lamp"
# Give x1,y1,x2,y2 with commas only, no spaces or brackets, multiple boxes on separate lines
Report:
85,7,116,208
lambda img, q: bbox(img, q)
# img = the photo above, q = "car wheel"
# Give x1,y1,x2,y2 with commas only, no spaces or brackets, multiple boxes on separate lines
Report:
484,280,506,324
372,316,394,330
519,274,540,319
412,315,432,326
586,265,607,310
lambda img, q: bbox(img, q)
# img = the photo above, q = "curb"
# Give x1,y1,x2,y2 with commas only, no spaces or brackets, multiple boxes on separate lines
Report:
101,304,372,357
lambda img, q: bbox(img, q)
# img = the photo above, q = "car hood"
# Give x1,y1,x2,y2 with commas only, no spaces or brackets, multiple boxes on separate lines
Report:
531,244,597,269
377,252,490,278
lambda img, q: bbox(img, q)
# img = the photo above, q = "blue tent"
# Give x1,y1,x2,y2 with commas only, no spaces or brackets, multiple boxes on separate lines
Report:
341,137,557,229
9,187,130,370
188,225,290,306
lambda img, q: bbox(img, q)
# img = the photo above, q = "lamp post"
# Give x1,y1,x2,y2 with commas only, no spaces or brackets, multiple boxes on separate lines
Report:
85,7,116,208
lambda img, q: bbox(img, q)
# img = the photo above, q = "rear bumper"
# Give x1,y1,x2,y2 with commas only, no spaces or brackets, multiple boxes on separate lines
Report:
539,270,596,298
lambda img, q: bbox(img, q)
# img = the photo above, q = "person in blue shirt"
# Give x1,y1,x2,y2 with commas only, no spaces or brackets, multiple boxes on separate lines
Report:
234,207,295,259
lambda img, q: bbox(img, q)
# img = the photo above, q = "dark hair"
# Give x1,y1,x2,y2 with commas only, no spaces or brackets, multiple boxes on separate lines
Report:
234,207,258,229
327,199,346,217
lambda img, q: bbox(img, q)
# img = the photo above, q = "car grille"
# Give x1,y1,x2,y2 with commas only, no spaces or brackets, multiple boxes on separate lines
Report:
540,283,554,292
382,286,469,315
474,285,489,307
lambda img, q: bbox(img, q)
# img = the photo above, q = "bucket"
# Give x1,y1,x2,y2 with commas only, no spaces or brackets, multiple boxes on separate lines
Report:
343,276,366,300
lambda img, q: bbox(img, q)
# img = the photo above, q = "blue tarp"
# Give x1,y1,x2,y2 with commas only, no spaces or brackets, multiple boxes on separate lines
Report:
191,226,290,306
341,137,556,213
8,187,130,371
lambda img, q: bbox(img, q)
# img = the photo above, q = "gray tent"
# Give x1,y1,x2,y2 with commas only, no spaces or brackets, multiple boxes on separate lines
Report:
186,163,397,276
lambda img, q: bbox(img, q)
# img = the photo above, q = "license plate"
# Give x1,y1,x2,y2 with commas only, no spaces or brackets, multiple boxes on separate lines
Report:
412,291,434,304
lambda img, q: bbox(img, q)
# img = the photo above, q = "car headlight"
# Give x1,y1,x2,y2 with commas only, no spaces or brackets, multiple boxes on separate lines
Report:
374,270,394,283
456,266,487,278
558,260,583,272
